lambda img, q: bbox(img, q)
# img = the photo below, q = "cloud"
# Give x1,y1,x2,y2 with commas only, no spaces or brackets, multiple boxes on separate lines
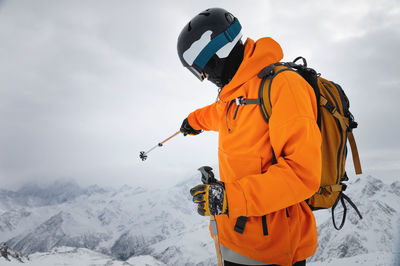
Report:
0,0,399,189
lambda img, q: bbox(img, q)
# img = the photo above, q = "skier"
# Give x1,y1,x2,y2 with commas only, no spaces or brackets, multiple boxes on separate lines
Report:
177,8,322,266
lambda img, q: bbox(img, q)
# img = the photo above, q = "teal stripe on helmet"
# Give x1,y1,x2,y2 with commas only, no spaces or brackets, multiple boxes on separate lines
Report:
193,19,242,69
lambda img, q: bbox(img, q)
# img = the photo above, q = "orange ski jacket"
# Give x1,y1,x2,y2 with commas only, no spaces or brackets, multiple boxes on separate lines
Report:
187,37,322,266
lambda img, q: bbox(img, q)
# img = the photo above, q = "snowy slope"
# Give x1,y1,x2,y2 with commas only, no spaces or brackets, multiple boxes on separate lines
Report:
308,251,397,266
0,175,399,265
0,177,215,265
126,254,167,266
309,175,400,264
1,246,166,266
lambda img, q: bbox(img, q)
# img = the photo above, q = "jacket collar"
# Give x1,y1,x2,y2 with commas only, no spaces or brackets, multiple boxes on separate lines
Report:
218,37,284,102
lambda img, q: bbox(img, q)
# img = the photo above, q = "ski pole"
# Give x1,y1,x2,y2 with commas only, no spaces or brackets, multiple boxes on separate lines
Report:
198,166,223,266
139,131,181,161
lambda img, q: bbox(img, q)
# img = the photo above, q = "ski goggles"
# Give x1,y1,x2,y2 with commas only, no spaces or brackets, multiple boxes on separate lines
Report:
187,65,207,81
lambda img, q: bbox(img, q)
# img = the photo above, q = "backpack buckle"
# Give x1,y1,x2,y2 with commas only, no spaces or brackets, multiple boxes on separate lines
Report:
325,101,337,114
235,97,245,105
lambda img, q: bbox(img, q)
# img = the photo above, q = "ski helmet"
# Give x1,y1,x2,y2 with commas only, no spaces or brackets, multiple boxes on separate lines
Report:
177,8,243,86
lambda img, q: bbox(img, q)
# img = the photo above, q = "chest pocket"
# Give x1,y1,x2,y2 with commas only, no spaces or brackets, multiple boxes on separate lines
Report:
225,97,261,133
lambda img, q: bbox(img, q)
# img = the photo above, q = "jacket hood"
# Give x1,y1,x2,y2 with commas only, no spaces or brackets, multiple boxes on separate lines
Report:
218,37,283,101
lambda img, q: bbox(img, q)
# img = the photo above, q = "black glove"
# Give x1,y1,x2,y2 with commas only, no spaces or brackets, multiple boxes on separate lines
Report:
190,182,228,216
180,118,202,136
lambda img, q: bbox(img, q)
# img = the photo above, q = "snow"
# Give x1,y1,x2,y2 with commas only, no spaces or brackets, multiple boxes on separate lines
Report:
309,176,400,263
126,255,167,265
0,175,214,264
0,175,399,265
308,251,396,266
0,246,165,265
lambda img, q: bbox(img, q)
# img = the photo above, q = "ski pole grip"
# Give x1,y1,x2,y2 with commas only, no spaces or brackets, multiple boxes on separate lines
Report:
198,166,216,184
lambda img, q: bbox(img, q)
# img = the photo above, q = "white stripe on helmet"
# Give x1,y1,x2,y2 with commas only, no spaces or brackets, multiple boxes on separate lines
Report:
183,30,212,66
182,30,242,67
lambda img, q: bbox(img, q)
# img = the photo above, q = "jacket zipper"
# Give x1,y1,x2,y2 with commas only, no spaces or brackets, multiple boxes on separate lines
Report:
226,100,241,132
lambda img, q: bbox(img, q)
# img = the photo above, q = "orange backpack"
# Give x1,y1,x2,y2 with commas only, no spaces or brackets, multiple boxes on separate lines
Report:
231,57,363,233
255,57,363,230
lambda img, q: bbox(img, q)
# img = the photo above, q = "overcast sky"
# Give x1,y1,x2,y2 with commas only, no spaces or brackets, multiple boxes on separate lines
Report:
0,0,399,190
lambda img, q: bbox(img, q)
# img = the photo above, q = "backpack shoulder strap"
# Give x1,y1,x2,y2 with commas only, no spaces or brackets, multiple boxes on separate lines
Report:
257,64,297,123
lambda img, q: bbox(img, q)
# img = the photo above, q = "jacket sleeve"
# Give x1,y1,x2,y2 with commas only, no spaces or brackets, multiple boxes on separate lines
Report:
187,101,223,132
225,71,322,218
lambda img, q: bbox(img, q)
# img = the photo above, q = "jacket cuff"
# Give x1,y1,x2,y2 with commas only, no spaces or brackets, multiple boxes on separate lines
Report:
225,182,247,218
187,112,202,131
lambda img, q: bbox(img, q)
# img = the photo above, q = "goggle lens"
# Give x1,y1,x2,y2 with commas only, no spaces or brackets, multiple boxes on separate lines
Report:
187,66,206,81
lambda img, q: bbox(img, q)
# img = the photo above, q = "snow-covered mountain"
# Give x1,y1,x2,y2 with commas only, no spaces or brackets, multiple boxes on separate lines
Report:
309,175,400,265
310,176,400,262
0,175,399,265
1,246,166,266
0,176,215,265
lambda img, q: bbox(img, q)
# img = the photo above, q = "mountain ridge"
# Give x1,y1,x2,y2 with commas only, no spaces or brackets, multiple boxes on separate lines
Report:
0,175,398,265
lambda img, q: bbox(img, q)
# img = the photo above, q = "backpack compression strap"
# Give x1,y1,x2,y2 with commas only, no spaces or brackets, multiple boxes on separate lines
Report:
348,131,362,175
320,95,362,175
332,192,363,230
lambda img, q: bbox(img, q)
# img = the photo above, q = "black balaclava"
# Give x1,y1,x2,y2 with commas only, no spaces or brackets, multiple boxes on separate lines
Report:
203,40,245,88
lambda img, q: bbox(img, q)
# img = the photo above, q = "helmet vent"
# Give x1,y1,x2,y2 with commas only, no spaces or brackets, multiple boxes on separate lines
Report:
188,22,192,31
225,13,234,23
199,12,210,16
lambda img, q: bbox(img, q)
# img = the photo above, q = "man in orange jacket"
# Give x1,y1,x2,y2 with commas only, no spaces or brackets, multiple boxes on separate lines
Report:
177,8,322,266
